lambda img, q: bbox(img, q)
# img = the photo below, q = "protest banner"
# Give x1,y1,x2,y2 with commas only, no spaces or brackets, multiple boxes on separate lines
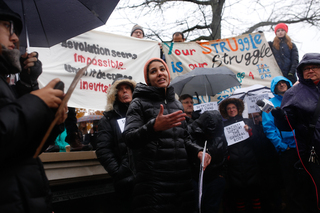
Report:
224,121,250,146
162,32,281,103
244,93,269,114
193,102,218,113
30,31,160,110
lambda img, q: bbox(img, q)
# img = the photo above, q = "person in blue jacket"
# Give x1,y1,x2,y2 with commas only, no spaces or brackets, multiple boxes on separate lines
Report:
262,76,306,213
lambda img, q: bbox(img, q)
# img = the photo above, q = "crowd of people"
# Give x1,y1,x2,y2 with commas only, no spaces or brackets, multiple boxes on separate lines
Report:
1,0,320,212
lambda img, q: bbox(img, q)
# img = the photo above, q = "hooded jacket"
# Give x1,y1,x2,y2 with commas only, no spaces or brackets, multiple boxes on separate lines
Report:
262,76,295,153
278,53,320,156
96,78,136,193
187,110,228,183
123,83,202,213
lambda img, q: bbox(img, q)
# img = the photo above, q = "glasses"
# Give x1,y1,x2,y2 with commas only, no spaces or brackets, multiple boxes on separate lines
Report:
181,101,194,104
1,21,18,36
133,30,143,35
302,66,320,73
254,115,261,119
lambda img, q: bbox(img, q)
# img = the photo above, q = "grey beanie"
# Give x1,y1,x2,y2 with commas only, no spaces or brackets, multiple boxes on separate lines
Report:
131,24,144,37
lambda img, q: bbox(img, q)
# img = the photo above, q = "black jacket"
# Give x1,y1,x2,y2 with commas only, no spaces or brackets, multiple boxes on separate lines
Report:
224,115,260,190
187,110,228,183
123,83,202,213
96,102,135,192
0,55,58,212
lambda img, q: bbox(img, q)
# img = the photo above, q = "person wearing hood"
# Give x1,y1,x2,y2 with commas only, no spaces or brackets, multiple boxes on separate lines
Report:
123,58,211,213
219,98,261,213
96,77,136,213
0,1,67,212
273,53,320,212
269,23,299,84
261,76,301,212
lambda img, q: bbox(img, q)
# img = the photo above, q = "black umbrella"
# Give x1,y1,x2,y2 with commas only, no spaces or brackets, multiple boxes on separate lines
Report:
170,67,241,97
4,0,119,48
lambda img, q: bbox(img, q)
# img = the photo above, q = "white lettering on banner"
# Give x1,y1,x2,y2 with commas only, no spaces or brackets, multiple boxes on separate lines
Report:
162,33,282,103
224,121,250,146
29,31,160,110
193,102,218,113
244,94,269,114
117,118,126,133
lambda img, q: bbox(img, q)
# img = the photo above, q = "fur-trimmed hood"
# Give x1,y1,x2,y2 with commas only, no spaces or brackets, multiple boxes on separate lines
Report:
219,98,245,119
105,78,136,111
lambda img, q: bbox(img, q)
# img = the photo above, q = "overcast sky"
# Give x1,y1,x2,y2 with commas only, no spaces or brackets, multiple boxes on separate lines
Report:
96,0,320,61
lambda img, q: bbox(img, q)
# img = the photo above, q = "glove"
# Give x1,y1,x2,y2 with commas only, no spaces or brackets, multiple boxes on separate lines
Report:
271,107,286,120
19,52,42,87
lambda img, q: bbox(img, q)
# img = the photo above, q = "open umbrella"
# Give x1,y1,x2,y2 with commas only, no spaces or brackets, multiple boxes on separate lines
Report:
4,0,119,48
170,67,241,97
227,84,274,100
77,114,103,123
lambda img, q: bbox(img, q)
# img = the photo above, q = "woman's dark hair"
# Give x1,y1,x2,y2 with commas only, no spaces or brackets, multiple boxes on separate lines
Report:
219,98,245,119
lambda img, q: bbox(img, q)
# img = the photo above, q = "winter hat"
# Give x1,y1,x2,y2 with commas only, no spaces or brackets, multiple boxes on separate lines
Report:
274,23,288,34
0,0,23,36
131,24,144,37
219,98,244,119
143,58,170,86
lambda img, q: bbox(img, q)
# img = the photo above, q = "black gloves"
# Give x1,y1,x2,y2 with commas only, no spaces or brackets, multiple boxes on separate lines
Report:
271,107,286,120
19,52,42,87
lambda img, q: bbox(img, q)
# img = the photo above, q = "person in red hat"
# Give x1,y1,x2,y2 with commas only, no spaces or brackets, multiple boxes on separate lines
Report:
269,23,299,84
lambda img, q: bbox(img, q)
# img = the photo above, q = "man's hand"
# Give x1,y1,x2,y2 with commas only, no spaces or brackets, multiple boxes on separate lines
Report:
153,104,186,131
271,107,286,120
198,151,211,170
19,52,42,85
31,78,64,108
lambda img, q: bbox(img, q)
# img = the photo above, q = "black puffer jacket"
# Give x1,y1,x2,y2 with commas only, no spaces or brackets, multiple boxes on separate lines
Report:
224,115,260,190
123,83,202,213
187,110,228,183
96,79,136,194
0,57,58,212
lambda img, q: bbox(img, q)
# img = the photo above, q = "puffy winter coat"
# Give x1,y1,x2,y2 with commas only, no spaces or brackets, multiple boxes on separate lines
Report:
262,76,295,153
123,83,202,213
223,115,260,190
96,78,136,194
187,110,228,183
269,39,299,79
0,56,59,212
278,53,320,157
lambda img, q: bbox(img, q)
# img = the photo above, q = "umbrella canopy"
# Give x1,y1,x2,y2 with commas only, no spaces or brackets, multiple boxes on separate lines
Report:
4,0,119,48
227,84,274,100
77,114,103,123
170,67,241,97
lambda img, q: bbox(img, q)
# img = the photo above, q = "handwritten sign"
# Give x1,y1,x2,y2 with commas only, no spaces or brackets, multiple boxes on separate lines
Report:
162,32,282,103
117,118,126,133
244,94,269,113
193,102,218,113
224,121,250,146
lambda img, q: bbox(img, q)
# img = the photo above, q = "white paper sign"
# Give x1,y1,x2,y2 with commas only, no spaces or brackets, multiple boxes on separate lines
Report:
193,102,218,113
224,121,250,146
244,94,269,113
117,118,126,133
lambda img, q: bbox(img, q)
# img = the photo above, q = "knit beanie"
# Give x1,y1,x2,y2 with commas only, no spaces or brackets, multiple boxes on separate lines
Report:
131,24,144,37
143,58,170,86
0,0,23,36
274,23,288,34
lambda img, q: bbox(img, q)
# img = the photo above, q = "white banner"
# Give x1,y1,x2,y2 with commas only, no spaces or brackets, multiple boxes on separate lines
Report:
162,32,282,103
30,31,160,110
